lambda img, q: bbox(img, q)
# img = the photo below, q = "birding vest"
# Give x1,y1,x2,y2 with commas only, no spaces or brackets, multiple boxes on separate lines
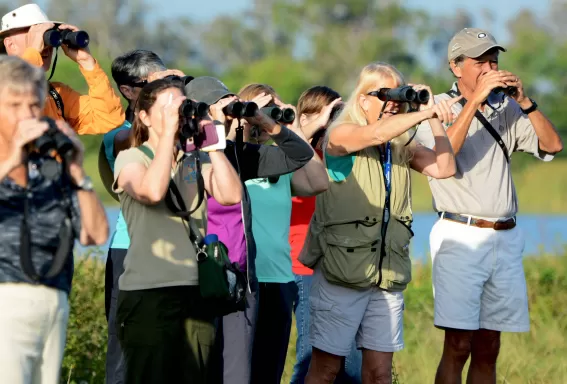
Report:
299,146,414,291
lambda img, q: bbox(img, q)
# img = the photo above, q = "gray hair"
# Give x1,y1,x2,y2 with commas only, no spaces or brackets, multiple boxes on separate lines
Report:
0,55,46,105
111,49,167,86
449,54,466,77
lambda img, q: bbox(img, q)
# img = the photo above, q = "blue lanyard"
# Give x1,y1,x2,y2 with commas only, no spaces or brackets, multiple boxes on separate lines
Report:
380,142,392,229
381,142,392,198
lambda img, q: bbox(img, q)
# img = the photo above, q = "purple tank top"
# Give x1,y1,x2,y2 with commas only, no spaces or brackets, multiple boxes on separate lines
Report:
207,195,247,271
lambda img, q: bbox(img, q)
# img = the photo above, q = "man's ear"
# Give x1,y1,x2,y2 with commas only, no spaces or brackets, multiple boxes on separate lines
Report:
119,85,134,100
450,61,462,78
3,36,16,54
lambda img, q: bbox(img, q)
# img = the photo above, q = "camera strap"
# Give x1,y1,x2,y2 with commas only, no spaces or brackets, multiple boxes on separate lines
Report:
136,145,205,218
19,173,74,281
48,83,65,120
447,88,510,163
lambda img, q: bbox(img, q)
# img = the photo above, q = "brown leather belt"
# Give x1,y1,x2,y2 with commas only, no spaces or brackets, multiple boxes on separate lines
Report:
439,212,516,230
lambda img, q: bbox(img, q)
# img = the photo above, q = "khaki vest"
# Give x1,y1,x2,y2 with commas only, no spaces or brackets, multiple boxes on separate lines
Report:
299,146,414,291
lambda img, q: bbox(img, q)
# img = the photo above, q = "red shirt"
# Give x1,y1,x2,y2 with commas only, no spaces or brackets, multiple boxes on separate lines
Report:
289,195,316,275
289,148,324,275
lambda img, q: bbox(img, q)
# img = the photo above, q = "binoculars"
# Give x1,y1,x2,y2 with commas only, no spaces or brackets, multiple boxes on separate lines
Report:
33,117,75,163
223,101,258,119
260,106,296,124
493,86,518,97
43,28,90,49
375,86,430,104
179,100,209,119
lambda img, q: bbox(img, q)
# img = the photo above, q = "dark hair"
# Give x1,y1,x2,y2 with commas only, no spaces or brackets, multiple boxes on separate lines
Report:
297,86,341,118
111,50,166,87
130,77,185,147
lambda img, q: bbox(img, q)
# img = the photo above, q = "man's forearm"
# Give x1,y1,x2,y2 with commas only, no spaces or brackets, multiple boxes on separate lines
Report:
443,101,478,155
76,189,109,245
525,110,563,153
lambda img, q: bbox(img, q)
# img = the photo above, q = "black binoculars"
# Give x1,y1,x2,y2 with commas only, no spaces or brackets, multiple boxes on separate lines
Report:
179,100,209,119
43,28,90,49
33,117,75,163
493,86,518,97
374,86,430,104
260,106,296,124
223,101,258,119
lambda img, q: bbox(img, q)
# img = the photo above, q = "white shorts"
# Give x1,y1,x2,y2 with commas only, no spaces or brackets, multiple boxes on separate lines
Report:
430,219,530,332
309,267,404,355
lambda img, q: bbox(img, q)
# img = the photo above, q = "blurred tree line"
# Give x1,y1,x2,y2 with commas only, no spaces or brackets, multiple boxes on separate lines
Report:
2,0,566,169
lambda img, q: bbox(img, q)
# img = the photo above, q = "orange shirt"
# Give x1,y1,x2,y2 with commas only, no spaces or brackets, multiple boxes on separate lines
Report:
21,48,125,135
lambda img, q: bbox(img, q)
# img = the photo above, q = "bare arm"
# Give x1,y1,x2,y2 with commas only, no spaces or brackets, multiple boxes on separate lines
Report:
201,151,242,206
327,109,433,156
518,100,563,154
290,128,329,196
410,118,456,179
72,169,109,246
117,132,175,205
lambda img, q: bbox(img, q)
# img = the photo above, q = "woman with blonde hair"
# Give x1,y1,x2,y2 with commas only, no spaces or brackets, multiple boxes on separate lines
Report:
238,83,330,384
301,62,461,384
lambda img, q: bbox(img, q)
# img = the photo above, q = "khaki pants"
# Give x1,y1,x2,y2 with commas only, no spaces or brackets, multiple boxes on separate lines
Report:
0,283,69,384
116,286,220,384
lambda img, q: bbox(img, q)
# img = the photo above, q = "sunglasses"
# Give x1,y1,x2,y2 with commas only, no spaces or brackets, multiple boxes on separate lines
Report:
127,80,148,88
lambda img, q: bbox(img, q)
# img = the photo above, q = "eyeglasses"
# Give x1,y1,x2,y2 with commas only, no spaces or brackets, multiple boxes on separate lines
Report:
126,80,148,88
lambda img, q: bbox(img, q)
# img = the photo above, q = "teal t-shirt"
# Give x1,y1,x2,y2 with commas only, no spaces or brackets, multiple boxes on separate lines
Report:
104,121,131,249
325,151,355,182
245,173,294,283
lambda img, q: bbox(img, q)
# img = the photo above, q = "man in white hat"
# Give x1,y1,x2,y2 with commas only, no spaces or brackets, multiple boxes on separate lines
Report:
0,3,124,135
415,28,563,383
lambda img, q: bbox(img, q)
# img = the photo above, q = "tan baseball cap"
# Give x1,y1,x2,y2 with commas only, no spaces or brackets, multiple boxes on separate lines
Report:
447,28,506,62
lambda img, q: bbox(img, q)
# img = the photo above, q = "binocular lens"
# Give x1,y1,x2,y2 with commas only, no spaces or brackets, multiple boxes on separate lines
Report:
43,30,63,48
63,30,89,49
281,108,296,124
415,89,430,104
243,102,258,118
261,107,283,120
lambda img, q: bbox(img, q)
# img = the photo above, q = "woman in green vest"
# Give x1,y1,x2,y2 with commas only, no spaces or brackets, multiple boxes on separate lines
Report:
301,62,461,383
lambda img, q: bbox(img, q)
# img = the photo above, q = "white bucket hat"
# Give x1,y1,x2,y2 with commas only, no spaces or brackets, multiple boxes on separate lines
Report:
0,3,62,36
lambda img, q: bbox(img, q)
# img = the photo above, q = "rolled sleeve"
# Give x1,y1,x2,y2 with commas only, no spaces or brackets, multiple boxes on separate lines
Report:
511,106,554,162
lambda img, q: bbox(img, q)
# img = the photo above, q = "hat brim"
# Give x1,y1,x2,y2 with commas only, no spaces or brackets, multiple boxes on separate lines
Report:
464,43,506,59
97,141,120,203
0,20,64,36
186,87,236,105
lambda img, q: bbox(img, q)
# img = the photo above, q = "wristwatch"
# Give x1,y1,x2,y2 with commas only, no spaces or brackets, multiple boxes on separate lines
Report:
521,98,538,115
75,175,94,192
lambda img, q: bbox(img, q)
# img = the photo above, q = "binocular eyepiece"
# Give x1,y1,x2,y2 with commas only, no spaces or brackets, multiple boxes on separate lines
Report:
376,86,430,104
33,117,75,163
260,106,296,124
43,28,90,49
223,101,259,119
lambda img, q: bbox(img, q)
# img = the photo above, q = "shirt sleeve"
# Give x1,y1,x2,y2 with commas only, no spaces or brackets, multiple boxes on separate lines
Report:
324,151,355,182
112,148,148,193
413,119,436,150
510,103,554,162
51,60,125,135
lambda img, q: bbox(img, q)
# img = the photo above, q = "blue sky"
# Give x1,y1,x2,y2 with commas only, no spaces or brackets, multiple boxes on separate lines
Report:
154,0,549,44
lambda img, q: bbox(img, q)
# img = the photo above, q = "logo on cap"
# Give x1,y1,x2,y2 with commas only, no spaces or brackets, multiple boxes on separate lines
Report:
478,33,487,38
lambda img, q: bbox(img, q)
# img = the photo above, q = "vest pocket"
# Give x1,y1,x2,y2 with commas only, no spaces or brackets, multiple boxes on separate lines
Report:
385,219,413,291
322,224,381,288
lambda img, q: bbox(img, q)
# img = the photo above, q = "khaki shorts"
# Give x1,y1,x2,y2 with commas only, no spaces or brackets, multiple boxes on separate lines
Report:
309,267,404,355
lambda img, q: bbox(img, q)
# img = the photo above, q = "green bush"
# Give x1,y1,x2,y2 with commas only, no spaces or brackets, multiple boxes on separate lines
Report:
63,253,567,383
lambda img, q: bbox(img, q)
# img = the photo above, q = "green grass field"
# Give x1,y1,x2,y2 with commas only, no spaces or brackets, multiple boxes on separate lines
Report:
86,142,567,213
62,251,567,384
